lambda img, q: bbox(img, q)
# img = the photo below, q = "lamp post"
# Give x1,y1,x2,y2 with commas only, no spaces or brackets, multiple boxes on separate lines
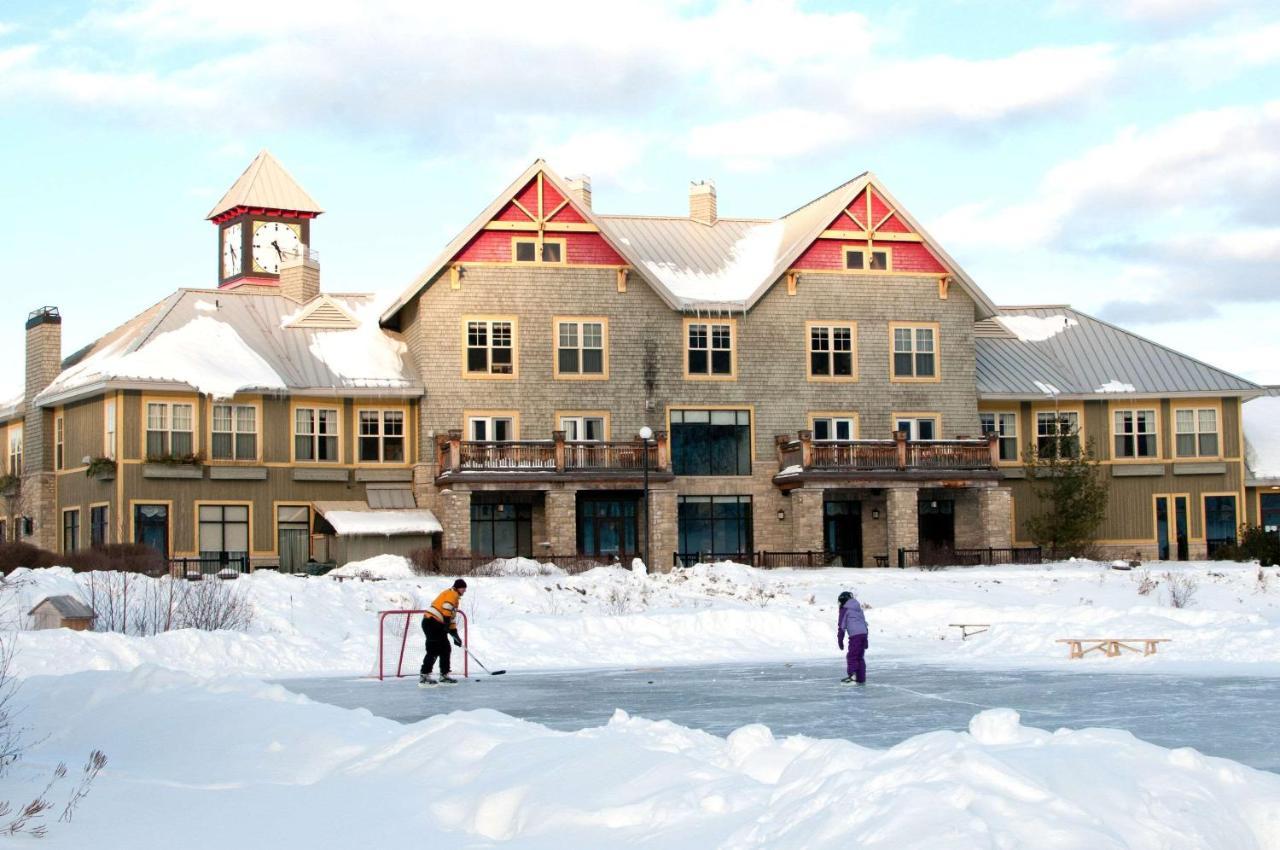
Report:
639,426,653,571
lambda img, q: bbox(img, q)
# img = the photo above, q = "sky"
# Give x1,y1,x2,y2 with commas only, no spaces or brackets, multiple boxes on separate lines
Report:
1,0,1278,400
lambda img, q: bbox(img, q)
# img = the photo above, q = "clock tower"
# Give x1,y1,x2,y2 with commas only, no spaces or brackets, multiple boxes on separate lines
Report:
207,150,323,289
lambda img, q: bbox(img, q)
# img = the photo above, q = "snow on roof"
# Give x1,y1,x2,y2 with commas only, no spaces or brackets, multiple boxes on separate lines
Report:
41,315,286,401
1096,380,1137,393
322,509,442,537
995,314,1078,342
307,298,410,386
1244,396,1280,481
639,220,785,308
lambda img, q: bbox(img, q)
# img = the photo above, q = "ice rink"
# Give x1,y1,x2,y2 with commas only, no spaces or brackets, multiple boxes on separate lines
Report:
282,659,1280,773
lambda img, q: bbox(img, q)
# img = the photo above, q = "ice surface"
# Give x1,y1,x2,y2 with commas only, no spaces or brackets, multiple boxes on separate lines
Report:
282,659,1280,773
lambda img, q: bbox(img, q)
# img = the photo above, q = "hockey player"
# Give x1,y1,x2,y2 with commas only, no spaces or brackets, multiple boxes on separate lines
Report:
836,590,869,684
420,579,466,686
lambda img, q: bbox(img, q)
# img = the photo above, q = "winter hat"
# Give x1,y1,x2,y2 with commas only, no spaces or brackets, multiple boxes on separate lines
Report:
453,579,468,590
837,591,852,605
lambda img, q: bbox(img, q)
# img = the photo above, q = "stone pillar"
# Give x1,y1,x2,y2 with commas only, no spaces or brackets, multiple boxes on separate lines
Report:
437,489,471,555
544,489,576,555
886,486,919,565
412,462,435,511
647,487,678,572
953,490,983,550
791,489,824,554
978,487,1013,549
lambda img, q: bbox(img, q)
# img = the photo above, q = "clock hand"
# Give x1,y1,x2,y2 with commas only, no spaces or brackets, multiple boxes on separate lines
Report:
272,239,284,260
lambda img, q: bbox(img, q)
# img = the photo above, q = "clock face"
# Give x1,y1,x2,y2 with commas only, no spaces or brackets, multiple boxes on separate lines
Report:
221,223,243,278
251,221,302,274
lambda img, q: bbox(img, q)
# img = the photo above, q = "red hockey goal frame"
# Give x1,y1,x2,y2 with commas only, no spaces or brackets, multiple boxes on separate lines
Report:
377,609,469,680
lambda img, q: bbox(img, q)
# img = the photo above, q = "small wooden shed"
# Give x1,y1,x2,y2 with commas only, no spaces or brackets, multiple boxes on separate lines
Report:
29,596,96,631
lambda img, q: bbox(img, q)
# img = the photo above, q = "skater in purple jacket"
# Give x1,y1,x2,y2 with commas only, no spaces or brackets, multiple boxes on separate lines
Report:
837,590,868,684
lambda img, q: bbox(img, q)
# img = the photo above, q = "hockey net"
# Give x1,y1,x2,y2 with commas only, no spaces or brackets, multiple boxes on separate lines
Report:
375,609,469,680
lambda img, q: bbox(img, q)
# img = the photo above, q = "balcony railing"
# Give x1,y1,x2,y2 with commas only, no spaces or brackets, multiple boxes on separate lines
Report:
776,430,998,476
437,430,667,476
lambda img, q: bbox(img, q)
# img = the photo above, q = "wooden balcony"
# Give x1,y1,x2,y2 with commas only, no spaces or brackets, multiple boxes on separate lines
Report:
436,429,671,485
774,430,999,489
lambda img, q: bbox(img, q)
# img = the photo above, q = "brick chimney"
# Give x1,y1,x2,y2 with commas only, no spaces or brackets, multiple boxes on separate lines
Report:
689,180,717,225
22,307,61,550
565,175,592,211
279,247,320,303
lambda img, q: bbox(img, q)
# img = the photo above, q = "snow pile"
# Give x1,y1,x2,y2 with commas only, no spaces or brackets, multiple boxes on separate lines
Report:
321,508,442,536
328,554,418,580
39,316,287,400
1096,379,1138,393
471,556,564,577
1244,395,1280,480
995,313,1078,342
645,220,784,306
8,668,1280,849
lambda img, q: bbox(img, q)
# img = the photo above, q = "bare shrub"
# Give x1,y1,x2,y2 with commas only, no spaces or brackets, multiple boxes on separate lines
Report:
1164,572,1198,609
85,572,252,635
179,579,254,632
1136,570,1158,596
407,547,438,576
0,543,53,574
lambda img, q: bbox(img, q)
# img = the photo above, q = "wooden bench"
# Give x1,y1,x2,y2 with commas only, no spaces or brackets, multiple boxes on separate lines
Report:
949,624,990,640
1057,638,1170,659
873,555,889,568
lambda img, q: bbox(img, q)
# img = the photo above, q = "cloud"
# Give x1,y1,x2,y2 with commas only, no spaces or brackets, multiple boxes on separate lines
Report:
1097,299,1220,324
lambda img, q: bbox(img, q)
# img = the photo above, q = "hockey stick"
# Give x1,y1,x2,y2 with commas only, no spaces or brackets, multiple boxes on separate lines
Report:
464,647,506,676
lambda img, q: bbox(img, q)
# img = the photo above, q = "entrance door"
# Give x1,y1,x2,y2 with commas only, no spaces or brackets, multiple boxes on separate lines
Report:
918,498,955,564
277,505,310,573
578,495,639,559
1155,496,1190,561
823,500,862,567
134,504,169,557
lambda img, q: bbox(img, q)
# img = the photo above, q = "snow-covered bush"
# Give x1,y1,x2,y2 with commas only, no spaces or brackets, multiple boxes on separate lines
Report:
1164,572,1198,609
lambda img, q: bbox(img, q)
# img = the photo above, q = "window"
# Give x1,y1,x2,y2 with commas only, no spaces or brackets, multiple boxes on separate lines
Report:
1261,493,1280,536
555,319,606,378
1204,495,1238,555
465,319,515,376
358,410,405,462
295,407,340,462
104,399,117,459
812,416,856,442
895,416,937,441
559,415,605,442
468,416,515,442
843,247,890,271
471,496,533,558
145,402,194,458
198,504,249,560
890,323,937,380
1036,411,1080,459
980,412,1019,462
62,509,79,553
671,409,751,475
1113,408,1158,459
7,425,22,475
686,321,735,378
677,495,753,560
90,505,109,548
1175,408,1219,458
512,237,564,264
578,496,638,557
54,415,64,470
808,323,856,380
212,404,257,461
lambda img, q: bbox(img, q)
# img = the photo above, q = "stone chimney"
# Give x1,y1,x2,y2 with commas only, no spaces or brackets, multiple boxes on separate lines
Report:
22,306,61,550
279,247,320,303
689,180,717,225
565,175,592,211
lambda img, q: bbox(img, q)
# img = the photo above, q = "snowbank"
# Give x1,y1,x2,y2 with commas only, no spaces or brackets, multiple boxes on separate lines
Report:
8,561,1280,680
328,554,418,580
8,668,1280,849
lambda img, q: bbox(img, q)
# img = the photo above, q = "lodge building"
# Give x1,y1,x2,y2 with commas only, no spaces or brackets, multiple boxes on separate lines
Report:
1,151,1275,571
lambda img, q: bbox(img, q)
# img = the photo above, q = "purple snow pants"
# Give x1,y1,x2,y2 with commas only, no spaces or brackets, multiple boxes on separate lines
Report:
845,633,868,682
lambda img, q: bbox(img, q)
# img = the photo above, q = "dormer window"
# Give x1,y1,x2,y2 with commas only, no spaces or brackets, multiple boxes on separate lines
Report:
513,238,565,264
843,247,890,271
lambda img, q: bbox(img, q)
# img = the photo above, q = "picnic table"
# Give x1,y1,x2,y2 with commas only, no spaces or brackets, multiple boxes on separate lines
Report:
1057,638,1170,659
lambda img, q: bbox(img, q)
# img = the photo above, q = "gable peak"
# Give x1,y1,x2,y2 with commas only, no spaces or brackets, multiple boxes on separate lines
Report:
207,149,324,220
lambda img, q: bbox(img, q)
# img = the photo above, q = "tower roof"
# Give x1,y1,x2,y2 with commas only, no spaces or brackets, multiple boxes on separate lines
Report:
207,149,323,219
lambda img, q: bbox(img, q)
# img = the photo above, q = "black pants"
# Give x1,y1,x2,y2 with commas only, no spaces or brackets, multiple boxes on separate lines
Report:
420,617,452,677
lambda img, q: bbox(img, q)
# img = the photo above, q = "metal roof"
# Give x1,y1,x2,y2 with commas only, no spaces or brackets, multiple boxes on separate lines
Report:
976,306,1260,399
207,149,323,219
35,288,421,407
29,595,95,619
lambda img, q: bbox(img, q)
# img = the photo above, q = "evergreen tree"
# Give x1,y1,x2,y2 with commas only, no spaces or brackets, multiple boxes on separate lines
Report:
1024,437,1108,558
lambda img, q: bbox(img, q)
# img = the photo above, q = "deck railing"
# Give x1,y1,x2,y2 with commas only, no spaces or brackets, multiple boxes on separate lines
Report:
776,430,998,474
438,430,667,475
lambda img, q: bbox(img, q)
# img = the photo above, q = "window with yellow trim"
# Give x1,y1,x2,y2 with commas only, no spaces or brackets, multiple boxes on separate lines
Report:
687,322,734,377
513,237,565,264
1113,408,1158,459
1174,408,1219,458
146,402,194,459
295,407,340,462
55,415,64,470
892,325,936,379
557,320,605,376
1036,411,1079,459
808,324,855,379
812,416,856,441
211,403,257,461
104,399,117,460
7,425,21,475
466,319,515,375
979,412,1018,461
843,247,890,271
358,410,405,462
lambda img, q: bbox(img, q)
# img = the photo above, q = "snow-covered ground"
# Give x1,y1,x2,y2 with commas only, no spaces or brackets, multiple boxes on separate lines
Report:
6,559,1280,847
